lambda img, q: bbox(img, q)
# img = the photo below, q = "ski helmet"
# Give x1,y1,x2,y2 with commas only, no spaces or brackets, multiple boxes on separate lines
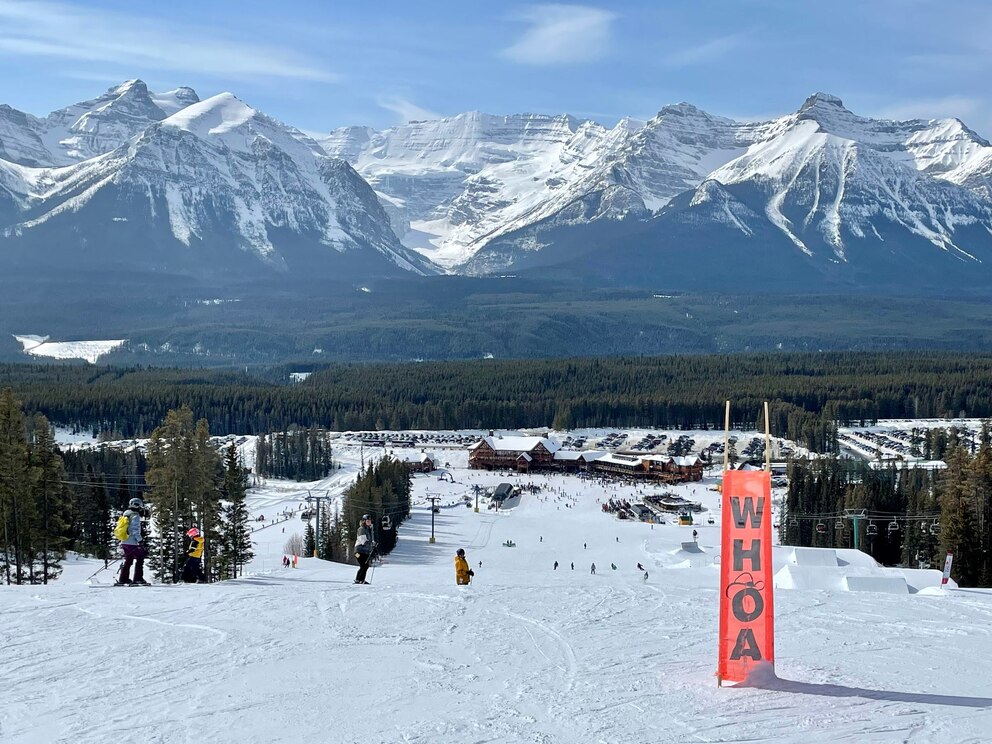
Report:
456,548,465,557
361,514,371,521
128,497,144,509
187,527,200,537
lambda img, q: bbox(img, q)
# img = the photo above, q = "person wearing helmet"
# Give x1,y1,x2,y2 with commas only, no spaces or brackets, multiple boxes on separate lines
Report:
353,514,376,584
181,526,207,583
117,497,149,586
454,548,474,585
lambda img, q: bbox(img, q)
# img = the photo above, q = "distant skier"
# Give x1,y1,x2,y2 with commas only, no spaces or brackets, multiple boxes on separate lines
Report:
354,514,376,584
117,498,149,586
584,543,587,549
455,548,474,585
571,562,574,570
637,563,644,571
590,563,596,575
611,563,617,570
693,529,698,543
643,571,649,581
181,527,207,583
554,561,558,570
540,536,543,542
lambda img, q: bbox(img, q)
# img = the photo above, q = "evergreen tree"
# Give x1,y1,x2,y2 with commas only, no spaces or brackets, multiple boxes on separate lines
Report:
969,429,992,585
304,522,316,558
726,440,739,469
27,414,69,583
938,445,982,585
217,443,253,580
0,388,34,584
145,406,222,583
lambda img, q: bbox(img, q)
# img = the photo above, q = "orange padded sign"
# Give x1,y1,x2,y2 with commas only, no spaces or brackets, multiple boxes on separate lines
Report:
718,470,775,685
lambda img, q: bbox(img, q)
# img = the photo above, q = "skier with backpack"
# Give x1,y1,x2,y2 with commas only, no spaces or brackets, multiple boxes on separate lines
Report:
455,548,474,585
354,514,376,584
181,527,207,583
116,498,149,586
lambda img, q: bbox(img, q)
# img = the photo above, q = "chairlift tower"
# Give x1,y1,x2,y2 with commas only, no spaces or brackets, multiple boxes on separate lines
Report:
304,489,332,559
427,495,441,544
843,508,867,551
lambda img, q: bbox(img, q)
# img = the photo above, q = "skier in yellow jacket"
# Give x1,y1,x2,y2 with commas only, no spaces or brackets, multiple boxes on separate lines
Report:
181,527,207,583
455,548,474,585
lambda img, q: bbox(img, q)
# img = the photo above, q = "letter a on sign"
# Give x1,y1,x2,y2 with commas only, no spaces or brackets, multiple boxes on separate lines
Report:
718,470,775,685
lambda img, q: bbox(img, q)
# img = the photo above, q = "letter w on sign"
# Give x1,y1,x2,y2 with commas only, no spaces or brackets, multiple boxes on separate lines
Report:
718,470,775,685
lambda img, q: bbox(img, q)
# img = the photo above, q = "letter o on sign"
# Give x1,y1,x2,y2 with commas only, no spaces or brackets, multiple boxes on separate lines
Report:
732,586,764,623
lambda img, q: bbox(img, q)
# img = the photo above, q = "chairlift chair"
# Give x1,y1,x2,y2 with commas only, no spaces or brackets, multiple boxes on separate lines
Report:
887,520,899,533
866,521,878,536
381,515,392,531
815,522,827,534
834,519,844,530
789,517,798,527
930,519,940,536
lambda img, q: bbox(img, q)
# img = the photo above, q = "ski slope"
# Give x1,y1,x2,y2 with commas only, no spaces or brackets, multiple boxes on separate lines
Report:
4,446,992,743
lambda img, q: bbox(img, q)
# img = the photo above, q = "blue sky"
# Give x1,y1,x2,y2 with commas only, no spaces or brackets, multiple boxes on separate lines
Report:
1,0,991,137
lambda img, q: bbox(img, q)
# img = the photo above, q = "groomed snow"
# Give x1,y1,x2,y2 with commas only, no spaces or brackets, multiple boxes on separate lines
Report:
4,437,992,743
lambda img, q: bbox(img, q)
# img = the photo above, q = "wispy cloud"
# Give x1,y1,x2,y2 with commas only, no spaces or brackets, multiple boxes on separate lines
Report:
663,33,748,68
502,4,616,65
378,96,441,123
0,0,339,83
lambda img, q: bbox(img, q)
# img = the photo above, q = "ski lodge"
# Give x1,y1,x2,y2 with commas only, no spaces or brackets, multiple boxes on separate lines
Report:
393,451,438,473
468,434,704,483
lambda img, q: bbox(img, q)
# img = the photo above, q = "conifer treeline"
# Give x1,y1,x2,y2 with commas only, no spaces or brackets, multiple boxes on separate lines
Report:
341,458,412,558
0,389,71,583
5,353,992,452
255,428,334,481
0,391,254,584
783,427,992,585
300,457,412,563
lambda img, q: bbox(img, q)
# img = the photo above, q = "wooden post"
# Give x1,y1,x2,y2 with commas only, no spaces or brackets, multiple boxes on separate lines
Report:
723,400,730,473
720,398,730,687
764,400,772,473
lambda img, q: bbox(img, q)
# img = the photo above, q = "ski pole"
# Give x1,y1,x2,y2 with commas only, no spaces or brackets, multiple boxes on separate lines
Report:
367,545,378,585
86,557,121,582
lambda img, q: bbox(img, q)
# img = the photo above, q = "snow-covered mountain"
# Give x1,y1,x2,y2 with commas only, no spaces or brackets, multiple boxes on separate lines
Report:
448,94,992,282
0,86,435,281
6,81,992,292
0,79,199,167
320,112,636,268
322,93,992,282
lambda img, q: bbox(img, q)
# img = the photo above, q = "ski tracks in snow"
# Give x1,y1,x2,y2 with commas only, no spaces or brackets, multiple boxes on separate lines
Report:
501,607,578,692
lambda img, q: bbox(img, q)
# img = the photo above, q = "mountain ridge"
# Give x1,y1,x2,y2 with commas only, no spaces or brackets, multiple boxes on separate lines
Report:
0,84,436,283
5,81,992,292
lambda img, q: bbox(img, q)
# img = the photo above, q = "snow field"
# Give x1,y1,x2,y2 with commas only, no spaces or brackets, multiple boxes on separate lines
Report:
4,439,992,742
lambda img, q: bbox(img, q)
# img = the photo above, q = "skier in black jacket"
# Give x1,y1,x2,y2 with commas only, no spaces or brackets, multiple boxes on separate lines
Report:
354,514,376,584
